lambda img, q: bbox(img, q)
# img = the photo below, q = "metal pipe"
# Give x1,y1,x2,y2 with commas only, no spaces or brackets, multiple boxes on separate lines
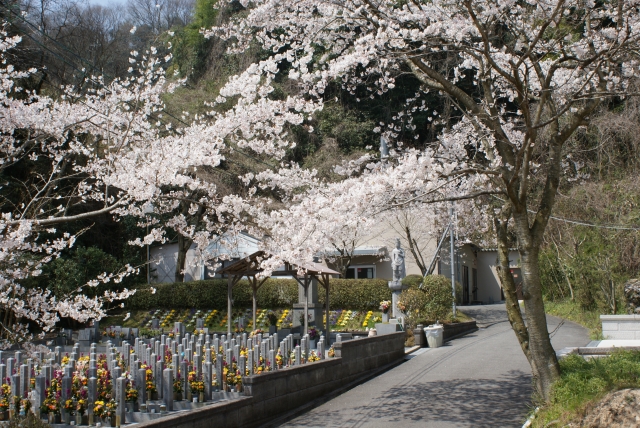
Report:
424,224,450,279
450,206,456,318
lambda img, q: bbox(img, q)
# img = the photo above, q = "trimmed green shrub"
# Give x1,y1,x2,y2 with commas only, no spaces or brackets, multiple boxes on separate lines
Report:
397,288,430,329
397,274,455,328
422,274,462,305
319,279,392,309
402,274,423,288
422,275,455,321
126,278,391,310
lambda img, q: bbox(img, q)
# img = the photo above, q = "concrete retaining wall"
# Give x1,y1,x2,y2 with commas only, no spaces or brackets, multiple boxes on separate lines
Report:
601,315,640,340
443,320,477,341
136,332,405,428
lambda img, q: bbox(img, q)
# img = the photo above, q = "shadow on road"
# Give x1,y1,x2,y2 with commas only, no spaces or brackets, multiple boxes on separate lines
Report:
285,370,532,428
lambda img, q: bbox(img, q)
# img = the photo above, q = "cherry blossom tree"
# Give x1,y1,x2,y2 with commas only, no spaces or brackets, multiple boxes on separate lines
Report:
0,24,317,348
209,0,640,400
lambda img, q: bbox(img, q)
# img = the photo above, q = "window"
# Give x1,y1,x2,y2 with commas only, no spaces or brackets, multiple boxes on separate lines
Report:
345,265,375,279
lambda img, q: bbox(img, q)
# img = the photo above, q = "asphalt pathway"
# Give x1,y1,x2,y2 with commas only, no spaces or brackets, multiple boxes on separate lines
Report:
278,304,589,428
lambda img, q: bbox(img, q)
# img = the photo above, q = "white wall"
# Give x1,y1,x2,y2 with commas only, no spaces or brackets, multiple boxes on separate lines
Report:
149,233,260,283
476,250,520,303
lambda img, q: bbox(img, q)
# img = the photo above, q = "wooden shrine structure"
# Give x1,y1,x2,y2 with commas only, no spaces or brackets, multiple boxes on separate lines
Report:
216,251,340,337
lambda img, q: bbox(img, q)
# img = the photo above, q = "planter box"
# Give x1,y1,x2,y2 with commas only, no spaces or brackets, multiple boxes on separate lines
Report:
601,315,640,340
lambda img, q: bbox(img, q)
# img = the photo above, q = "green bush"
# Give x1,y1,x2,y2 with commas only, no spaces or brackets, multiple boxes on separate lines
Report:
422,275,455,321
126,278,391,310
319,279,392,309
397,288,430,329
402,274,423,288
422,274,462,305
397,275,454,328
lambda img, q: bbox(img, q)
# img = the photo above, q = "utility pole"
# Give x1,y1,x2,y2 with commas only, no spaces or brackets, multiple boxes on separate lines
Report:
450,204,456,318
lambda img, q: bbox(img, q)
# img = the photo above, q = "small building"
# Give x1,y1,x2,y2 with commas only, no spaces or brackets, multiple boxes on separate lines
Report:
149,232,260,283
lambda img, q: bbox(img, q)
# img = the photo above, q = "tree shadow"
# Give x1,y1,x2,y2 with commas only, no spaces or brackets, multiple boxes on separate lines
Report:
282,370,532,428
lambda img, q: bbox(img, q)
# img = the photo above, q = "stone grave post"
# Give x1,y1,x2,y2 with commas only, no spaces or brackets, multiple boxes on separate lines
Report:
54,347,62,365
136,368,147,407
14,351,21,366
300,338,307,363
150,353,156,378
43,366,52,385
225,349,232,372
172,354,178,378
155,359,164,399
194,354,201,376
238,355,246,378
34,376,45,417
294,346,301,366
11,373,19,402
205,347,211,365
0,365,5,385
268,350,275,371
204,362,212,400
88,377,97,426
162,369,173,411
117,377,126,425
180,361,189,396
247,350,254,375
61,375,72,424
253,344,259,368
215,355,223,392
233,345,240,364
260,341,266,363
19,364,28,398
130,353,137,370
6,358,14,377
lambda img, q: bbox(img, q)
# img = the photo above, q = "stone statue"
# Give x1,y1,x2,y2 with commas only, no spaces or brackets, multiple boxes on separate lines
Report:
391,238,406,282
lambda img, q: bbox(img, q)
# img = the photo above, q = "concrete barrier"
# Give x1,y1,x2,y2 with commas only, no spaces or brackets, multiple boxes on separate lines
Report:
135,332,405,428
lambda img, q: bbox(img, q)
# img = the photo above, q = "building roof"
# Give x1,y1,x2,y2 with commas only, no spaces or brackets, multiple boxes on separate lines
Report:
216,251,341,277
323,245,387,257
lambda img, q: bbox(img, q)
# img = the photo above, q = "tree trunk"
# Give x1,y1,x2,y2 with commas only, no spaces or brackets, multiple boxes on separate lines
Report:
495,208,561,402
519,248,561,401
175,235,193,283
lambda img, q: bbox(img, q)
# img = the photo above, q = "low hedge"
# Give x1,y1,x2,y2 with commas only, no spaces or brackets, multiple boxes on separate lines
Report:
126,278,392,311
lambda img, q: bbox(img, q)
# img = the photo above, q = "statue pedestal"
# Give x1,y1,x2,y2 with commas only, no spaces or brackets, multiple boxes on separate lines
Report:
388,280,408,321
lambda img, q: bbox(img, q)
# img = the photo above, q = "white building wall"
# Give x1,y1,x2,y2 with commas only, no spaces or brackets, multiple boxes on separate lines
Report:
476,250,520,303
149,233,260,284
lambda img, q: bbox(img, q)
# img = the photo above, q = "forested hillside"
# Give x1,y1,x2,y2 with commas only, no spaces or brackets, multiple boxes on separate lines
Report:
0,0,640,344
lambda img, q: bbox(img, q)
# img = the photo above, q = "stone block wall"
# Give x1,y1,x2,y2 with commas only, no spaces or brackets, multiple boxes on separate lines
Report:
135,332,405,428
601,315,640,340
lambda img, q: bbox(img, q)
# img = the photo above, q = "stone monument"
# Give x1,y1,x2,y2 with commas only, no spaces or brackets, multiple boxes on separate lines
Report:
388,238,407,319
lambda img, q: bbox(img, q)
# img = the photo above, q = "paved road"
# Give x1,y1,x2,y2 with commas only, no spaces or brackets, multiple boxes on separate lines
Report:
278,304,589,428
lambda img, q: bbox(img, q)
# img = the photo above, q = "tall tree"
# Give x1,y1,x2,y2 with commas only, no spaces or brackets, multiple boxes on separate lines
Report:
210,0,640,401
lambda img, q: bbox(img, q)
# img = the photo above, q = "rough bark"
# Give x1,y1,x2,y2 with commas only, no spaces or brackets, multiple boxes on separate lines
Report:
174,233,192,283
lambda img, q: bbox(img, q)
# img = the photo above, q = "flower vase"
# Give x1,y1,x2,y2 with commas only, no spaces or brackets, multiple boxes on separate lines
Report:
0,411,6,421
309,338,317,349
173,392,182,401
236,384,242,393
382,312,389,323
48,413,55,424
199,392,204,403
186,391,192,401
110,415,117,427
151,391,158,401
76,413,83,426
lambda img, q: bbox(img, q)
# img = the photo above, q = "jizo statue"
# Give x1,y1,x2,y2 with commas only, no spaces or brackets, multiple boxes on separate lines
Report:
391,238,406,282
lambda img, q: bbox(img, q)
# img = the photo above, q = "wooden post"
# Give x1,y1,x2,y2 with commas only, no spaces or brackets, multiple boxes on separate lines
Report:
252,277,257,330
324,274,330,344
227,275,233,335
304,274,309,337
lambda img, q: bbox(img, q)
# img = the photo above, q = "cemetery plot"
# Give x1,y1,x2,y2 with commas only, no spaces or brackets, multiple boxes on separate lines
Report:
106,308,383,334
0,327,332,426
